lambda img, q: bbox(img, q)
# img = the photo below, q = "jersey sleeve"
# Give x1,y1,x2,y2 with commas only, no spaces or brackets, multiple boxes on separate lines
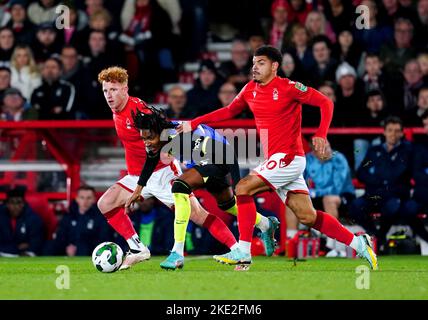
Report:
190,84,249,129
288,81,334,139
137,149,161,187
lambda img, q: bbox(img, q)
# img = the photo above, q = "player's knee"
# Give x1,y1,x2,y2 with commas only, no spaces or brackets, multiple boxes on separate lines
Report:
218,196,236,211
172,179,192,194
97,195,111,214
298,208,317,226
288,198,316,226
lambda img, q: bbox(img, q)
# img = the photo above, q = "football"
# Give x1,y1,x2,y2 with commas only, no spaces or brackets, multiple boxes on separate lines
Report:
92,242,124,273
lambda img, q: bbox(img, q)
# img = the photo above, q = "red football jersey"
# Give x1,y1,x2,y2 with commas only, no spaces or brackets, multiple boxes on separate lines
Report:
191,76,333,158
113,96,167,175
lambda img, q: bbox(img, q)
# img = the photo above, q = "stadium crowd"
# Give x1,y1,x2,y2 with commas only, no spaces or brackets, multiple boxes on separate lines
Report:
1,0,428,256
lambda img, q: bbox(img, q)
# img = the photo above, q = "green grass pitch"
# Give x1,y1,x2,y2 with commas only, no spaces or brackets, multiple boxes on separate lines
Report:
1,255,427,300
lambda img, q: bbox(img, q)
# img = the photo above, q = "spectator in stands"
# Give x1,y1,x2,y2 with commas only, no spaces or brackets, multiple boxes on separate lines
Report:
285,24,314,71
418,0,428,26
0,27,15,68
361,53,389,94
305,140,355,220
305,140,355,257
83,30,116,78
32,22,62,64
322,0,354,34
417,52,428,83
318,81,336,102
85,0,105,17
331,28,362,69
77,8,122,57
306,35,338,88
305,11,336,44
350,117,414,250
0,188,44,256
353,0,393,54
27,0,59,25
60,45,105,119
278,52,306,82
400,59,426,113
165,85,194,119
217,81,253,118
120,0,176,100
46,185,110,256
247,31,265,54
0,2,9,25
358,89,389,127
398,111,428,243
218,39,252,91
186,59,223,116
380,18,417,75
267,0,292,51
10,45,42,100
333,62,365,127
5,0,35,45
286,0,312,25
404,86,428,126
0,87,37,121
0,66,11,105
56,2,88,48
353,89,389,170
31,56,76,120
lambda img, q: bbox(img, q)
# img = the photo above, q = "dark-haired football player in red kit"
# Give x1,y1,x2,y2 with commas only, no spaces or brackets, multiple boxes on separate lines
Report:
178,46,378,271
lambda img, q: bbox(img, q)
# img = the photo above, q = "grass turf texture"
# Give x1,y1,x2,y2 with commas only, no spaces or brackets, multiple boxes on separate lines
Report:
0,255,427,300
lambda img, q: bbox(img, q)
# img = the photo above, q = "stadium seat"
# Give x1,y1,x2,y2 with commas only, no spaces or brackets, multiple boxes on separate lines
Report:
25,192,58,240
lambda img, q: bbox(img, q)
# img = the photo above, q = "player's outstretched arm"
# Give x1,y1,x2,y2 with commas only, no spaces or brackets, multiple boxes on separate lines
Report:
296,85,334,157
187,88,249,130
125,151,160,213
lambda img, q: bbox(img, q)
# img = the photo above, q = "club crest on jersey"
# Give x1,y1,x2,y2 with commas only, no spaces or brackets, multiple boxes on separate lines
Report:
126,118,132,129
273,88,278,100
295,82,307,92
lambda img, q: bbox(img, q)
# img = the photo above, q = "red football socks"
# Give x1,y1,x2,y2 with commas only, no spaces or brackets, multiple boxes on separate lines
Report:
236,195,257,242
203,214,237,249
104,207,136,240
313,210,354,246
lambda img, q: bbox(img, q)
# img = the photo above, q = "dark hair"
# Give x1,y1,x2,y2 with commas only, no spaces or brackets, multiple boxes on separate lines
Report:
366,89,384,103
318,80,335,90
384,116,403,130
46,54,63,70
254,45,282,65
365,53,380,61
77,185,96,194
131,106,176,135
6,187,25,200
310,35,332,51
0,66,11,74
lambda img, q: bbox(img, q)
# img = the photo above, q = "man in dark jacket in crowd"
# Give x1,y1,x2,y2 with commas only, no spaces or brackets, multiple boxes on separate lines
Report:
46,185,109,256
186,59,223,116
0,188,44,256
399,111,428,244
350,117,414,249
31,56,76,119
